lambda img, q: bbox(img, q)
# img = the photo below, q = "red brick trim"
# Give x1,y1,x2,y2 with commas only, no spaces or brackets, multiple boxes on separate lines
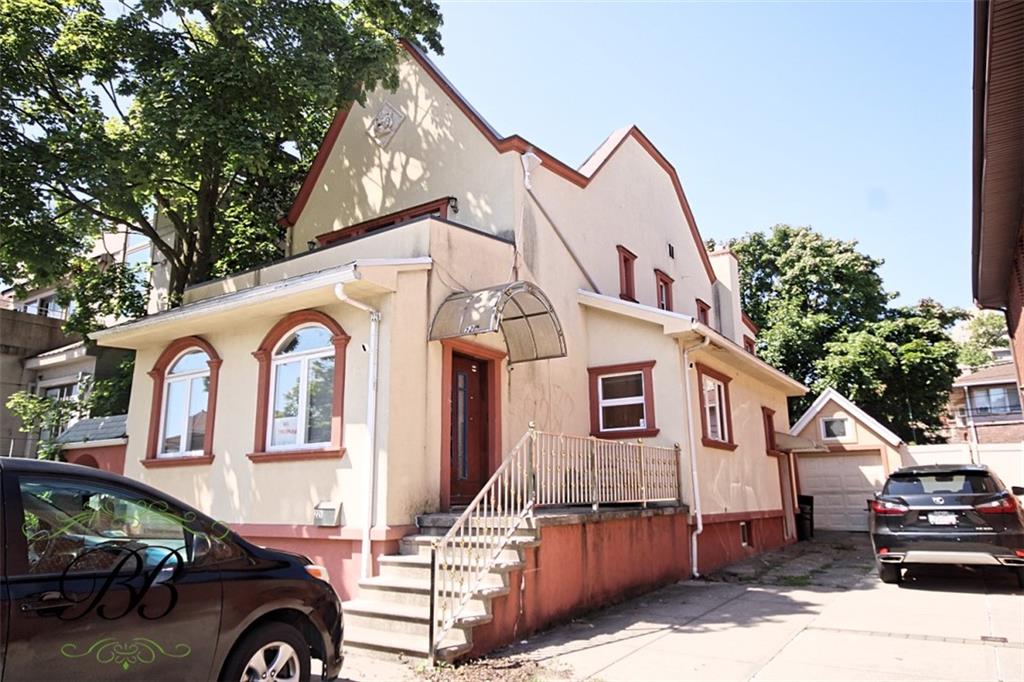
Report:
247,448,343,463
315,196,453,247
587,361,659,439
439,339,505,511
695,363,736,451
742,312,760,334
141,455,216,469
250,310,350,460
146,336,222,462
743,335,756,354
231,522,417,541
616,246,637,302
655,269,674,311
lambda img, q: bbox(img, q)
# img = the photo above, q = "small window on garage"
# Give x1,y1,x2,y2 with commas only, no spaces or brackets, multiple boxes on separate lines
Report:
740,521,752,547
821,417,848,440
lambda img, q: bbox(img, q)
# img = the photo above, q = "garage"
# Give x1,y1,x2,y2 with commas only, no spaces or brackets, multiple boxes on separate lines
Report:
797,451,886,531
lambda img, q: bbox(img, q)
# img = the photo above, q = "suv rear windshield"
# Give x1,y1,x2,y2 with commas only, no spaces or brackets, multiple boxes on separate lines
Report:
884,473,998,496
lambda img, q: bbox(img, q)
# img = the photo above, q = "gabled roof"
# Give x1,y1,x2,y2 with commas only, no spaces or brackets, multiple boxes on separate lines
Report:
952,360,1018,387
789,387,903,448
283,42,718,285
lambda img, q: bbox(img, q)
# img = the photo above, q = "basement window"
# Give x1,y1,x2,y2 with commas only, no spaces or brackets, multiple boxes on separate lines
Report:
740,521,752,547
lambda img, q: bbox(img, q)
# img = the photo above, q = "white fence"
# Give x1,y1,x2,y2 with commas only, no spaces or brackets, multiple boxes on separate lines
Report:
903,443,1024,488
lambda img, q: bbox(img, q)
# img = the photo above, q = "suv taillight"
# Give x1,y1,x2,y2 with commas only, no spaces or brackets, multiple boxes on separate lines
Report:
871,499,909,515
975,496,1018,514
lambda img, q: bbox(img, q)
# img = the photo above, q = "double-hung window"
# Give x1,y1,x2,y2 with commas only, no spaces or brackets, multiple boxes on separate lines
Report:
588,361,658,438
268,325,335,450
697,364,735,450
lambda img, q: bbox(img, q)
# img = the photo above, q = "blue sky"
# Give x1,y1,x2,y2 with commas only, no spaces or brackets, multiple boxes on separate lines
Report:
432,1,973,308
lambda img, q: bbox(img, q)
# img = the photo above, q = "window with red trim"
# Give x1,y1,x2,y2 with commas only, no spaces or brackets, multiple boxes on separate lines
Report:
145,336,222,467
250,310,350,462
617,246,637,302
762,406,777,453
316,197,454,247
696,363,735,450
655,270,674,311
744,335,756,354
696,299,711,325
587,361,658,439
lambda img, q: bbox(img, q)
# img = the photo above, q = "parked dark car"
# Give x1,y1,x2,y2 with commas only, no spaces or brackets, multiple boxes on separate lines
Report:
869,463,1024,586
0,458,343,681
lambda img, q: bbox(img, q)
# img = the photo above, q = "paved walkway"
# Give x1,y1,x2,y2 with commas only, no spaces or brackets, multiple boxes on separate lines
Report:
336,532,1024,681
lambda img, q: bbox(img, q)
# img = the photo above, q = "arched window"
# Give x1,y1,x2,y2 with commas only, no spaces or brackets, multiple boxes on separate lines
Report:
251,310,349,461
160,350,211,455
145,336,221,466
268,326,335,449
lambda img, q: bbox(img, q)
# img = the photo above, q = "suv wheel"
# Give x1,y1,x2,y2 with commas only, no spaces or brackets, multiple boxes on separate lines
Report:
878,561,902,585
222,622,311,682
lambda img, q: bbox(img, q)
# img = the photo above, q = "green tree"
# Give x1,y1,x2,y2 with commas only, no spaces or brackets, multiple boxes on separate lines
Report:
5,391,83,460
1,0,443,324
814,300,964,443
957,310,1009,369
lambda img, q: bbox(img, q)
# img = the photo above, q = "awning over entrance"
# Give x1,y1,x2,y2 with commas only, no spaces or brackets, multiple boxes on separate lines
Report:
428,281,567,364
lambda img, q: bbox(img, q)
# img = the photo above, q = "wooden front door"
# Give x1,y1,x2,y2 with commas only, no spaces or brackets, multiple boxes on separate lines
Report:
450,353,489,505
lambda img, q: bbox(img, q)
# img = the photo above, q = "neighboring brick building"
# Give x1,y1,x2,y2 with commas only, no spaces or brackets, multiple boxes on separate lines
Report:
941,361,1024,444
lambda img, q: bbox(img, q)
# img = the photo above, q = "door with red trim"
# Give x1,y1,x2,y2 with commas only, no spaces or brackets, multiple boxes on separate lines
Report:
450,354,489,505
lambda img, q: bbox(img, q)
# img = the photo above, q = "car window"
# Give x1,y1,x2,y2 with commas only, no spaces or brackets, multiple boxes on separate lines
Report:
18,476,190,576
885,473,998,496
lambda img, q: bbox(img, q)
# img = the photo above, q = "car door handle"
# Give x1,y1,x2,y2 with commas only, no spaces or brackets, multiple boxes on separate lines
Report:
20,591,74,612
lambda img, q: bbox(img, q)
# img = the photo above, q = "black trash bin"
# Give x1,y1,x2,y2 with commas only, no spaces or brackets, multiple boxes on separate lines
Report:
796,494,814,541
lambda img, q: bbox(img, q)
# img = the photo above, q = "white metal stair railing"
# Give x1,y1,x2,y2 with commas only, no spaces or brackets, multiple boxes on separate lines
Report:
428,427,683,661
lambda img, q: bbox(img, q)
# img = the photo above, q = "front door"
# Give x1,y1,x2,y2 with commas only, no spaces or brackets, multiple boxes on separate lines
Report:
450,353,489,505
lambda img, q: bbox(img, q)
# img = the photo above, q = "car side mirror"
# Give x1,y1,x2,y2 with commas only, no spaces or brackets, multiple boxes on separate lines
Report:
1012,486,1024,497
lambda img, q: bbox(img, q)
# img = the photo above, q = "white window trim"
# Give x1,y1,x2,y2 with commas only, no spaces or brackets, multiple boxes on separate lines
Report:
702,375,729,443
596,370,647,432
157,349,210,458
266,324,335,452
819,416,849,441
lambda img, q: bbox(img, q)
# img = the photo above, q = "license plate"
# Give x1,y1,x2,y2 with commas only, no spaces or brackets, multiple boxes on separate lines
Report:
928,511,958,526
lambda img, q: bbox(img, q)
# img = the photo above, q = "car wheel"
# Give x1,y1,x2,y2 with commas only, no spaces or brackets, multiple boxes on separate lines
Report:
878,561,902,584
222,622,311,682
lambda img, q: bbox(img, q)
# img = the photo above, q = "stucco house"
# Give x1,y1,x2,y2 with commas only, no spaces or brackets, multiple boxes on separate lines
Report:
92,44,807,660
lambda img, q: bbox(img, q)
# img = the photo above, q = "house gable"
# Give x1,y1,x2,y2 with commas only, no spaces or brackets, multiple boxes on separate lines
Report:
790,387,902,448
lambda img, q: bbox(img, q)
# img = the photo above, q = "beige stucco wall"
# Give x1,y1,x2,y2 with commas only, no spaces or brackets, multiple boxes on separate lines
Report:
687,348,789,515
792,399,903,474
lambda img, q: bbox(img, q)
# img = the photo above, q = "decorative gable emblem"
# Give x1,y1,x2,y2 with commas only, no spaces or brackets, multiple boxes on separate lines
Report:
368,102,404,147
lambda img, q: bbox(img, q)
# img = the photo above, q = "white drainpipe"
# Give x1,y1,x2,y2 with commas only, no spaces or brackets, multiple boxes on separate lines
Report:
682,335,711,577
335,285,382,580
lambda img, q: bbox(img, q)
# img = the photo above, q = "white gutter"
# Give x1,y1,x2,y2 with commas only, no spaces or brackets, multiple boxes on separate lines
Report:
335,284,382,580
59,437,128,450
681,335,711,577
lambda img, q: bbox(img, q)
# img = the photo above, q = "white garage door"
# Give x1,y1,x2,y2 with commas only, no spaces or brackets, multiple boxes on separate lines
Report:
798,452,886,531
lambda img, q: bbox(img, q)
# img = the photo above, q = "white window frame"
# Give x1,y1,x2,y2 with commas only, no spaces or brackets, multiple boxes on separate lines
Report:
702,375,729,443
266,323,335,452
158,349,211,458
597,370,647,432
819,417,849,441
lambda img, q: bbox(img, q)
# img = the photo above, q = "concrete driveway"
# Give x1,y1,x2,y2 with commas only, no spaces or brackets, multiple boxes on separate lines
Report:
337,532,1024,681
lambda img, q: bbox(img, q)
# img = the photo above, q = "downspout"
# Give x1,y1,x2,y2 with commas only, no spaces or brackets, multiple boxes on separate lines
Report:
335,285,382,580
681,335,711,577
964,385,979,463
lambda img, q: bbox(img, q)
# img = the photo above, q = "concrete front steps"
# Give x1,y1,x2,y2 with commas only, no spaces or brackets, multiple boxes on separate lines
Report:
342,515,539,662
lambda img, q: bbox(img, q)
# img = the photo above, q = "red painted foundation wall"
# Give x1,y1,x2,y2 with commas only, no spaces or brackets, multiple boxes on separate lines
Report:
695,515,787,575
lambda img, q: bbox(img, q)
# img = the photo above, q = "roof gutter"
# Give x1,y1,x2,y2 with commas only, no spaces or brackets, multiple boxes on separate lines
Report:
59,437,128,450
971,0,990,304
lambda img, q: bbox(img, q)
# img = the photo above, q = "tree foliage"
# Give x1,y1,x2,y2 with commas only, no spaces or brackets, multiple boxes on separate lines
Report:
957,310,1009,369
1,0,443,320
4,391,81,460
712,225,965,443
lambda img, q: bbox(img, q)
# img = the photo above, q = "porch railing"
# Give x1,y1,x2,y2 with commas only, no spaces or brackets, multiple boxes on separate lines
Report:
429,427,682,661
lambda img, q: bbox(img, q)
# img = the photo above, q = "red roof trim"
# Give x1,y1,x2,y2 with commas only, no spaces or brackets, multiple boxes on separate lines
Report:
742,312,760,334
282,42,718,284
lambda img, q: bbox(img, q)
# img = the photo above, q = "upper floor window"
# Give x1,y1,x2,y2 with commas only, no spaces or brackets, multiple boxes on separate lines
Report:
696,363,735,450
269,326,335,449
617,246,637,302
145,336,221,466
743,336,756,354
587,361,658,439
762,406,777,453
968,385,1021,417
655,270,674,311
124,232,152,296
820,417,849,440
251,310,349,461
696,299,711,325
160,350,211,456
